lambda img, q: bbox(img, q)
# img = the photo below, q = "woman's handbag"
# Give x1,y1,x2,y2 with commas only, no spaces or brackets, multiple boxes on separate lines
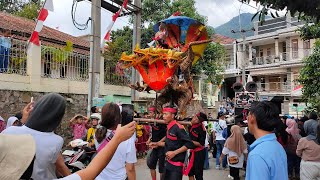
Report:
228,156,239,165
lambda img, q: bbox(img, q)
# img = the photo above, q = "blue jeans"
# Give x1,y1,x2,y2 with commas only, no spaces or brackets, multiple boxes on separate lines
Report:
203,147,209,170
0,46,10,73
216,140,227,167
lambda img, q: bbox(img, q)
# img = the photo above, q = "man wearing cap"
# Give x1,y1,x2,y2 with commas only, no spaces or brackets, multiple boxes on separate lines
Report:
146,106,167,180
185,112,207,180
150,105,194,180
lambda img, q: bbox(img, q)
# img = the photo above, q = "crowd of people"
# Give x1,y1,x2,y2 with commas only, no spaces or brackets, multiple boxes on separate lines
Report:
0,93,320,180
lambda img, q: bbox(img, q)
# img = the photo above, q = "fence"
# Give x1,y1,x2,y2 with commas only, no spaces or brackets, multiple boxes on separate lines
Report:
257,82,291,92
41,46,89,81
104,60,131,86
0,38,27,75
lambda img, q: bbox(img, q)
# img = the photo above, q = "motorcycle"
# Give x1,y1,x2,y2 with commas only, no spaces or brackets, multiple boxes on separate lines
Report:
62,139,96,173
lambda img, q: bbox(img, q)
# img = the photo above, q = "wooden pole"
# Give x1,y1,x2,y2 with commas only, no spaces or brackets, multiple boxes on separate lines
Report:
134,118,192,126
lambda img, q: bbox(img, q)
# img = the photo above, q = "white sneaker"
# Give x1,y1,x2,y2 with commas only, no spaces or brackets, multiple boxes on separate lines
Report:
215,166,220,170
228,175,234,179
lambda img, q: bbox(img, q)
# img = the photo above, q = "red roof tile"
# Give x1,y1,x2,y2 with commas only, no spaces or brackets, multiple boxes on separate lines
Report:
212,34,234,45
0,12,90,54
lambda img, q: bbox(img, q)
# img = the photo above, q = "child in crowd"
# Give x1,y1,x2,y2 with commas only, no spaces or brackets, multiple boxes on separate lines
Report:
70,114,89,140
86,113,101,147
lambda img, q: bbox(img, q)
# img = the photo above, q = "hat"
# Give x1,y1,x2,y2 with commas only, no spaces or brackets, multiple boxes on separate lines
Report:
0,134,36,180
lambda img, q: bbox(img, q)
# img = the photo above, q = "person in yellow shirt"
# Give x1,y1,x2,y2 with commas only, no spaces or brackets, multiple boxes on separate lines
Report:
86,113,101,147
136,124,145,157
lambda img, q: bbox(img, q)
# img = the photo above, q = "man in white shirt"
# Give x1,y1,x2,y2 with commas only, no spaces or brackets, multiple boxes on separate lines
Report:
212,112,228,170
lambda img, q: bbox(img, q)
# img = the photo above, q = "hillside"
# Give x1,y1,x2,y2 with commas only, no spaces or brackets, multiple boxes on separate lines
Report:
214,13,266,39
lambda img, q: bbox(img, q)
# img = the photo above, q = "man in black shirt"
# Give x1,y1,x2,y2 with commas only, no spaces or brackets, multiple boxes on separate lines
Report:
151,106,194,180
186,112,207,180
146,106,167,180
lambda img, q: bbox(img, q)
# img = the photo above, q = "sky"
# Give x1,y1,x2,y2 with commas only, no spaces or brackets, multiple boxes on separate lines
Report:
44,0,260,37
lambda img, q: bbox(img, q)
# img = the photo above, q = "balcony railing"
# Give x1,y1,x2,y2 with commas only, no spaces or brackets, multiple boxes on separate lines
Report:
0,38,27,75
249,49,312,67
257,82,291,93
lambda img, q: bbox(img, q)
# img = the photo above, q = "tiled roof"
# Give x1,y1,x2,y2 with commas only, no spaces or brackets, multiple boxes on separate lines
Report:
212,34,235,45
0,12,90,54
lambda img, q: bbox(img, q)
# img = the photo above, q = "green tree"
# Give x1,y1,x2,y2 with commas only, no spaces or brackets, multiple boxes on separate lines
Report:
104,26,133,63
0,0,25,13
0,0,40,20
14,2,40,20
297,40,320,111
192,43,226,85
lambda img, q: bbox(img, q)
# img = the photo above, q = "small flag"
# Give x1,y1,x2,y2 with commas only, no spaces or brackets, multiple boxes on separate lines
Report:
29,0,54,46
102,0,128,47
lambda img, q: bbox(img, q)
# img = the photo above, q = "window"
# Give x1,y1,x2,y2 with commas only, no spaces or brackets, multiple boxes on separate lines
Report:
266,48,272,63
303,40,310,56
292,39,298,59
258,49,263,65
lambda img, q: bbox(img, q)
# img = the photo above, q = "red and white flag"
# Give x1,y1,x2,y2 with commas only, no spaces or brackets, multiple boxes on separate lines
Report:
102,0,128,47
29,0,54,46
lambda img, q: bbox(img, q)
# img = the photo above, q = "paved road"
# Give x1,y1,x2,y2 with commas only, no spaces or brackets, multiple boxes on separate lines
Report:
136,155,245,180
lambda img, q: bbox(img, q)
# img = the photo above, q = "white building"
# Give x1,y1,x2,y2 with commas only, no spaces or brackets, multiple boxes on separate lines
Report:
221,15,313,116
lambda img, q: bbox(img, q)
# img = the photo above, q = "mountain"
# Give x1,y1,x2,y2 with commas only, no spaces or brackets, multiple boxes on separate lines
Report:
214,13,265,39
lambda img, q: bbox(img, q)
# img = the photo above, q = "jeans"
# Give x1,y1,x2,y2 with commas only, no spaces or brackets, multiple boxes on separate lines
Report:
216,140,227,167
0,46,9,73
203,147,209,170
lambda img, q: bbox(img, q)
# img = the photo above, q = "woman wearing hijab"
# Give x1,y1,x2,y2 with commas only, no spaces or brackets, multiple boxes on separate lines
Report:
6,116,21,128
2,93,70,180
220,125,248,180
285,119,301,179
296,120,320,180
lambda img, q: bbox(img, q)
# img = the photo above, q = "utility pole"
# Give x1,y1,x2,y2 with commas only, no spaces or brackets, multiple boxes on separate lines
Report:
131,0,141,103
87,0,101,116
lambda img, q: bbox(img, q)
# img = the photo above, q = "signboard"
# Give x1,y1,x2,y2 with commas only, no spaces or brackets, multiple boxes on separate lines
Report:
93,97,106,107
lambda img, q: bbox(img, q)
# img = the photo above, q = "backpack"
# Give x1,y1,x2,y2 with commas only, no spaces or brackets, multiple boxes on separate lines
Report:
218,121,228,139
222,127,228,139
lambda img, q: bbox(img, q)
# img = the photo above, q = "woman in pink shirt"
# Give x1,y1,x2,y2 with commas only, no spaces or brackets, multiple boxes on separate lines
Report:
70,115,89,140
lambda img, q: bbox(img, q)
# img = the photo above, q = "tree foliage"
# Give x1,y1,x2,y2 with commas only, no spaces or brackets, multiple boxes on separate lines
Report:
103,26,133,64
0,0,40,20
14,2,40,20
141,0,207,25
297,40,320,112
192,43,226,85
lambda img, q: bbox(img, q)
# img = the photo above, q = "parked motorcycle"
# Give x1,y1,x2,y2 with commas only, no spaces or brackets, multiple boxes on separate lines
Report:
62,139,96,173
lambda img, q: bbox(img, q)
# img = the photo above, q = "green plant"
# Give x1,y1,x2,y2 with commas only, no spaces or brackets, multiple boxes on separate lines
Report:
41,40,74,66
297,40,320,112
